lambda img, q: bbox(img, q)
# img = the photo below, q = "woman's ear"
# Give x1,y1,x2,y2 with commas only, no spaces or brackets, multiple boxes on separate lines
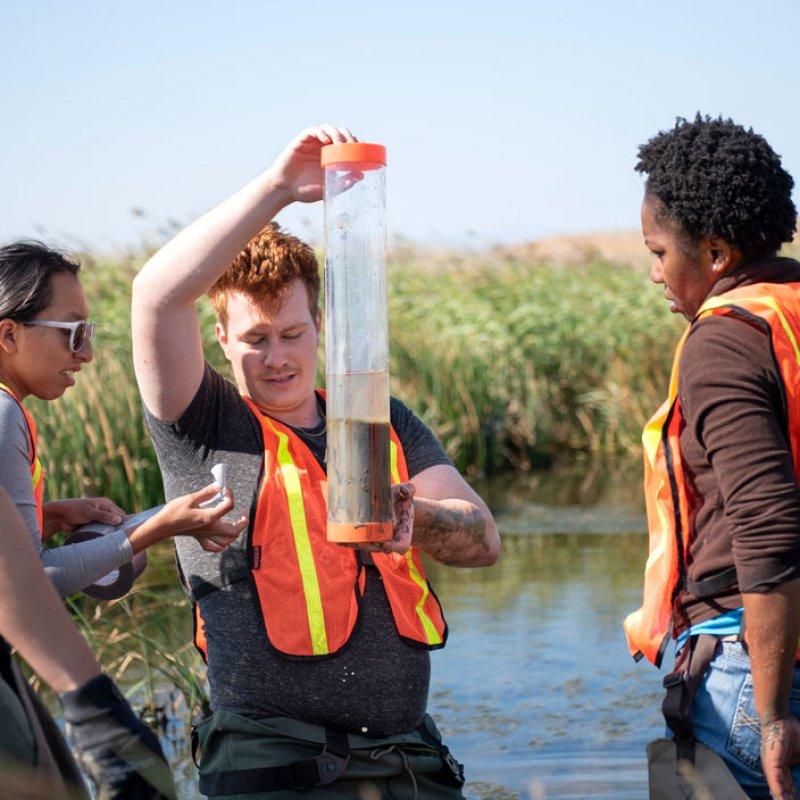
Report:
708,237,737,275
0,319,19,356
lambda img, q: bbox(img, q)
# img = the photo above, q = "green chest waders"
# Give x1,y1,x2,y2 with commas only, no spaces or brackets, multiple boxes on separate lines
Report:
195,726,351,794
192,712,465,797
647,633,748,800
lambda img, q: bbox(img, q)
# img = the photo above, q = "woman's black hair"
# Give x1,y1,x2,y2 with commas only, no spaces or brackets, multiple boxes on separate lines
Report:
636,114,796,258
0,241,80,322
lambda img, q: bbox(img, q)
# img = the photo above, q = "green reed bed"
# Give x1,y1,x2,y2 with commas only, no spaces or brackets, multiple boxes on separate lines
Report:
30,248,682,509
388,252,681,473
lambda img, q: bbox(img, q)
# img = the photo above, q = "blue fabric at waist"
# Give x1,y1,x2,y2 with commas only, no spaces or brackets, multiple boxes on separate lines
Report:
676,607,744,654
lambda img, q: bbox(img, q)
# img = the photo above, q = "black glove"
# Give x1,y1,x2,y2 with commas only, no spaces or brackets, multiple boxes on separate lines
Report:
58,674,177,800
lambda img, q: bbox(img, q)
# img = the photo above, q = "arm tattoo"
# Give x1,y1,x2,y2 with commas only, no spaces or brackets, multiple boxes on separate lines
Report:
412,498,491,565
764,721,783,751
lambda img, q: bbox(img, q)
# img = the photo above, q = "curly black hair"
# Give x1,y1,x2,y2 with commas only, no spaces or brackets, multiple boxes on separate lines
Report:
636,114,796,257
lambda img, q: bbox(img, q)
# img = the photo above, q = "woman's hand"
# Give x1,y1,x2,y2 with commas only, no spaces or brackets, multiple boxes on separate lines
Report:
43,498,126,539
267,124,358,206
153,484,248,553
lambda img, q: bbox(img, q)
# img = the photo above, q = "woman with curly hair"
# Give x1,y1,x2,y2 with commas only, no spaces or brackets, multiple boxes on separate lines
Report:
624,116,800,799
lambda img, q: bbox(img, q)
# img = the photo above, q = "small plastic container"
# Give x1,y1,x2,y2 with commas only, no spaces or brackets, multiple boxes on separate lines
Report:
321,142,392,543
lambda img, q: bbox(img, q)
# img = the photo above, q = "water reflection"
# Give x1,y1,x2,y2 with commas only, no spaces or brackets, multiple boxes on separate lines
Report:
424,462,663,799
78,462,667,799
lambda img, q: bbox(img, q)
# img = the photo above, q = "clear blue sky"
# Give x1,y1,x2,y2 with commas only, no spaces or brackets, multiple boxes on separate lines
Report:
1,1,798,250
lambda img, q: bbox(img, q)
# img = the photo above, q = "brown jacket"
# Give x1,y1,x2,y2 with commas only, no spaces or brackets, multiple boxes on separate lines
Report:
676,256,800,628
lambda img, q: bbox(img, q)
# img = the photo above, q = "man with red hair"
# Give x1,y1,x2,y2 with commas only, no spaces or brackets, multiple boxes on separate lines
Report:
132,124,500,798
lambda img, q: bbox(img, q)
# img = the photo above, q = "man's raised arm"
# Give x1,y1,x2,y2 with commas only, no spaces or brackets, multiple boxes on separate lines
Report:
131,124,356,422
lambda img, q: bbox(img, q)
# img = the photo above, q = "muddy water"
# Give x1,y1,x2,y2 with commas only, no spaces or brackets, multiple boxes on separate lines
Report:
127,463,665,799
327,418,392,527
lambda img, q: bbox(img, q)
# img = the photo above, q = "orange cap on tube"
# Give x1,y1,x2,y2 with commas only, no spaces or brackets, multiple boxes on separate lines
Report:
321,142,386,170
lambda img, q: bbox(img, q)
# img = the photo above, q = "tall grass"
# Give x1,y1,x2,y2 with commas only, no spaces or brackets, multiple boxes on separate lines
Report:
389,251,681,472
29,247,682,508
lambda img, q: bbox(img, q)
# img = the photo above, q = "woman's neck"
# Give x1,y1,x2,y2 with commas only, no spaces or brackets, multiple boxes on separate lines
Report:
0,367,26,401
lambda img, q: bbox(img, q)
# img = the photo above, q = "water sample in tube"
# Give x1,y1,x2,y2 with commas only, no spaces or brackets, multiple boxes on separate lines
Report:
321,142,392,543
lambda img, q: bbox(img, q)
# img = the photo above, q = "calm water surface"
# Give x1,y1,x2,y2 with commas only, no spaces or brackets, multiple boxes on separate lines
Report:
425,464,662,799
97,463,665,799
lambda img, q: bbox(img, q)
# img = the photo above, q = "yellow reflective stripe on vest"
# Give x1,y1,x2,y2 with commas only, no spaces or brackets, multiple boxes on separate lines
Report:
699,294,800,367
389,440,442,646
405,552,442,645
264,418,329,656
641,326,692,467
642,398,670,468
31,458,42,489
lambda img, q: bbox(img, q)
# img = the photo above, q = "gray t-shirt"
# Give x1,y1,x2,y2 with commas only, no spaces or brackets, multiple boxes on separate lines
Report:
144,365,452,736
0,393,132,598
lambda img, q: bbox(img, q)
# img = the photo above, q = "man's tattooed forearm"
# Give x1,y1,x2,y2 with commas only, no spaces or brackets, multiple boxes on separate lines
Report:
413,499,491,563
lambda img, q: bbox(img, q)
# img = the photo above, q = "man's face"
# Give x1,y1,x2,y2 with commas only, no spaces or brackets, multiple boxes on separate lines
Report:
641,197,715,321
216,279,321,423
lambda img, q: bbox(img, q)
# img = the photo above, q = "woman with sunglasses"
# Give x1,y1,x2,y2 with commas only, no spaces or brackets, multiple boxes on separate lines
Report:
0,241,248,598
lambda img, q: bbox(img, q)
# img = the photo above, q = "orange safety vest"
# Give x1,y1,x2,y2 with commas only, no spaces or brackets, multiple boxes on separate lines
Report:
0,382,44,533
624,282,800,667
194,392,448,660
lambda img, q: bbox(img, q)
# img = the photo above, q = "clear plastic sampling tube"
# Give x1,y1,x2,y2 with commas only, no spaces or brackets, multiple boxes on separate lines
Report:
321,142,392,543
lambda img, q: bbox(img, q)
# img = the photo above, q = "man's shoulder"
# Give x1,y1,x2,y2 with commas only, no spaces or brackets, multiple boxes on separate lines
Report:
389,395,413,422
145,363,259,458
389,395,423,439
388,395,452,476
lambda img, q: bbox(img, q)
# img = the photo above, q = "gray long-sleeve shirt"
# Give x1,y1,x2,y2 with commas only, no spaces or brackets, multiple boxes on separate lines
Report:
0,393,132,598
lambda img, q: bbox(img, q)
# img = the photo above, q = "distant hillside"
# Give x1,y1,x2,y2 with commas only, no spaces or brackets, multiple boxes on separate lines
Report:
502,228,800,269
511,230,650,268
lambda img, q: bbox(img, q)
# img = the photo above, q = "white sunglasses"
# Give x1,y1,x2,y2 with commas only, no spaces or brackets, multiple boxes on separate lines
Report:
24,320,95,353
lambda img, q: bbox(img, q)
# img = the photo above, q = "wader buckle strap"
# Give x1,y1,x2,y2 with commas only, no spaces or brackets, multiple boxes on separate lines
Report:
197,727,350,795
661,633,718,764
415,721,465,787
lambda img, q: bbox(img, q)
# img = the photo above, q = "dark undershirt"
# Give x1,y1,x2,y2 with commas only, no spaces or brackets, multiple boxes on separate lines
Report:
675,256,800,628
144,366,452,736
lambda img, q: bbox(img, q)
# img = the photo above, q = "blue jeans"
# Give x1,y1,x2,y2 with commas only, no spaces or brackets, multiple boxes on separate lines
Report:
688,640,800,799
